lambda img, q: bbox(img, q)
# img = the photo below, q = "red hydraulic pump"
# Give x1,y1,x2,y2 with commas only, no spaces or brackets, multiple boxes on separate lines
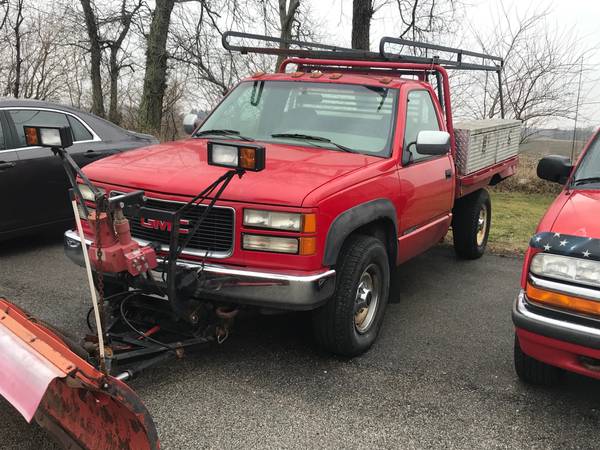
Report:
88,208,157,276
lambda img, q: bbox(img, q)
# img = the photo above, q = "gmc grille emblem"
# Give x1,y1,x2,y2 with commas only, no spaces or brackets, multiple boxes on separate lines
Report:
140,218,190,235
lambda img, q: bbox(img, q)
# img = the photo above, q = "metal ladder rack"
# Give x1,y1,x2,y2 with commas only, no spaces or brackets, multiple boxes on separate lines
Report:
222,31,505,119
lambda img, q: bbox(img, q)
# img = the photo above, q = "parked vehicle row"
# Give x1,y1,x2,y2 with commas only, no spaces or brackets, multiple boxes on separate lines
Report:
513,131,600,383
0,98,158,240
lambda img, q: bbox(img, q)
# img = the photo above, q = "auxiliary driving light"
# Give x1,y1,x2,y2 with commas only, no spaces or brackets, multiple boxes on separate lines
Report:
207,141,265,171
24,125,73,148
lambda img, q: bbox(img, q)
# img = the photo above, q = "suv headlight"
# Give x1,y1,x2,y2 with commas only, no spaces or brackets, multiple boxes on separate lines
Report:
243,209,315,232
530,253,600,288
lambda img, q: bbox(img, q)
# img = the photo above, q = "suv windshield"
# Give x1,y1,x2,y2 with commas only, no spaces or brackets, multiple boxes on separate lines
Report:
573,134,600,188
197,80,398,156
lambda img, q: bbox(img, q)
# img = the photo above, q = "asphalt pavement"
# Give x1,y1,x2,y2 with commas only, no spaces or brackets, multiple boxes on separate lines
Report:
1,234,599,449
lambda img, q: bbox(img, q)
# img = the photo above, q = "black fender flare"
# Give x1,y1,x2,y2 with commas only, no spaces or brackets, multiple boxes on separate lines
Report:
322,198,398,266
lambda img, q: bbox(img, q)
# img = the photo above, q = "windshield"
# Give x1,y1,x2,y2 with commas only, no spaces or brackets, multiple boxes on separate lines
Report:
573,133,600,188
197,80,398,156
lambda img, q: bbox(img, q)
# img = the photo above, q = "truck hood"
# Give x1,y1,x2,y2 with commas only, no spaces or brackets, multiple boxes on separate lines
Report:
548,190,600,238
83,139,378,206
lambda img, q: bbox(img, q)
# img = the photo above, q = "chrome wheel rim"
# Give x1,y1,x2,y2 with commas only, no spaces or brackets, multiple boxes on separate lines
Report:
354,264,381,334
476,205,488,247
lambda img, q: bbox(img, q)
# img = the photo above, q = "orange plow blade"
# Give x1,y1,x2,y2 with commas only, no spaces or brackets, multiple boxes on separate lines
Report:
0,298,159,450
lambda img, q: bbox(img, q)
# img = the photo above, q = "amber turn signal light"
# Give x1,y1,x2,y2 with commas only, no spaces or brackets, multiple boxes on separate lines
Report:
526,283,600,317
302,214,317,233
24,126,39,146
299,237,316,255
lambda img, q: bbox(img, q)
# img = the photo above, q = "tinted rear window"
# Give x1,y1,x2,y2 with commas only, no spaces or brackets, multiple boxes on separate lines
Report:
68,115,93,141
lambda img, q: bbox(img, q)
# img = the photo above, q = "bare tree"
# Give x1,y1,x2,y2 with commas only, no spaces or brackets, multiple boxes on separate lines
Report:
138,0,176,134
0,1,9,31
80,0,105,116
396,0,458,40
351,0,373,50
10,0,24,97
459,3,594,141
275,0,300,69
351,0,458,51
105,0,144,123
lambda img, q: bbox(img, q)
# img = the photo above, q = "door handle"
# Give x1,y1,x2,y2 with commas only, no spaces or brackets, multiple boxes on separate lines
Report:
0,161,16,170
445,169,452,179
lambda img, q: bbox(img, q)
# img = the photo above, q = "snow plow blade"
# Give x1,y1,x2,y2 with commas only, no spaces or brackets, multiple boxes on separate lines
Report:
0,298,159,450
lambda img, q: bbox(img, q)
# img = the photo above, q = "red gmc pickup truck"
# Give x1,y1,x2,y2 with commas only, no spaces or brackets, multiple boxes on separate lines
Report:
514,130,600,383
64,35,518,356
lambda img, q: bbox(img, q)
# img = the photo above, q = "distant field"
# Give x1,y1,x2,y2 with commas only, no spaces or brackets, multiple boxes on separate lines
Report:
519,138,586,158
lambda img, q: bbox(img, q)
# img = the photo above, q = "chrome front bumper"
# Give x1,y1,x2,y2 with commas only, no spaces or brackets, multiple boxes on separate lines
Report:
63,230,336,310
513,289,600,349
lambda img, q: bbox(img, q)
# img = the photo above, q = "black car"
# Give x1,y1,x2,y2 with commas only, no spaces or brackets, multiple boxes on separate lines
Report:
0,99,158,240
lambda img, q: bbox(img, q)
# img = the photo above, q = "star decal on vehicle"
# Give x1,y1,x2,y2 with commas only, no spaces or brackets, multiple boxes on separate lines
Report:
529,232,600,262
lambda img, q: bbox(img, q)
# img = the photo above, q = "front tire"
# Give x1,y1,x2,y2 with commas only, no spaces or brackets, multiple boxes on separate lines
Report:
312,235,390,357
514,335,562,386
452,188,491,259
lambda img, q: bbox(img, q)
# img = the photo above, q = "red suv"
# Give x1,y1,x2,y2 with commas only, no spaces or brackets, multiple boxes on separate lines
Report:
514,130,600,383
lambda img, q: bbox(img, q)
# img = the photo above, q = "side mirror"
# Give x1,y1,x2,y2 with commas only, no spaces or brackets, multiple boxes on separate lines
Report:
24,125,73,148
537,155,573,184
183,112,208,135
415,130,451,156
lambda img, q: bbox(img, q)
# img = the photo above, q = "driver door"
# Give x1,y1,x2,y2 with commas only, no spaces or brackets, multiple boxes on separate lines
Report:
396,88,454,262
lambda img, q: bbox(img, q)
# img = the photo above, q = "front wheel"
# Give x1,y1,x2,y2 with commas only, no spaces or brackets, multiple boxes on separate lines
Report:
514,335,562,386
312,235,390,357
452,188,491,259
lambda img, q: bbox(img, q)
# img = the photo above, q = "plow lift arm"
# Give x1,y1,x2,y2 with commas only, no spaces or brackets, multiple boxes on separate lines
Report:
0,125,264,449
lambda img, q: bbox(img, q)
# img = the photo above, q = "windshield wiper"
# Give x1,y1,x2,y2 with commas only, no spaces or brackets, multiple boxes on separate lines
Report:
271,133,358,153
194,129,254,141
573,177,600,186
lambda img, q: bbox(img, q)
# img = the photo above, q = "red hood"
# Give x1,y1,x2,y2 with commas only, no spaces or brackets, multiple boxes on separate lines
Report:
83,139,379,207
545,190,600,238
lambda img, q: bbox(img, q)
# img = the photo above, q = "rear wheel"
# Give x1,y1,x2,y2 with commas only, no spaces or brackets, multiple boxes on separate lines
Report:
312,235,390,357
452,189,491,259
514,335,562,386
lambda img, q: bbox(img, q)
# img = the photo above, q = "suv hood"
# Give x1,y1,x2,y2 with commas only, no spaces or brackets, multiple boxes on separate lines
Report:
83,139,379,206
549,190,600,238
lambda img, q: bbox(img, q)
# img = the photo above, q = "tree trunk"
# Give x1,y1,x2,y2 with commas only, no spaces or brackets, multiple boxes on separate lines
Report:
138,0,175,134
12,0,24,98
80,0,105,118
108,48,120,124
351,0,373,50
275,0,300,71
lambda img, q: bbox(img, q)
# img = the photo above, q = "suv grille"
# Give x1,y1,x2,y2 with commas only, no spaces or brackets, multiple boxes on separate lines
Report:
124,197,235,256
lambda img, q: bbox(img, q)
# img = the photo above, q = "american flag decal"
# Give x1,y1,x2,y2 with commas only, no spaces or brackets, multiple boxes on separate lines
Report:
530,232,600,262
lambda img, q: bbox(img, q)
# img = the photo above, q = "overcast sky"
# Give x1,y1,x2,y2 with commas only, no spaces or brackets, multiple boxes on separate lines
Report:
311,0,600,128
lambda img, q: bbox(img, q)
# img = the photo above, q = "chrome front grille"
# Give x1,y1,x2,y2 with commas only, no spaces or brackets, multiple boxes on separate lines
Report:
122,196,235,257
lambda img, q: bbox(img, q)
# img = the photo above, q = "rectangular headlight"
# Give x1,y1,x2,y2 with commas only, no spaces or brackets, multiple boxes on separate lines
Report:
530,253,600,288
207,141,265,171
244,209,302,231
242,234,299,254
77,184,105,202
